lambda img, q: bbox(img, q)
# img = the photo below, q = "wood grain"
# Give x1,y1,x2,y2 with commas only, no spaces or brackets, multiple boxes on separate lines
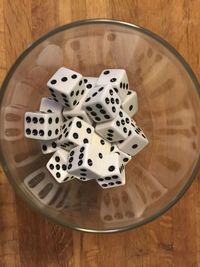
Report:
0,0,199,267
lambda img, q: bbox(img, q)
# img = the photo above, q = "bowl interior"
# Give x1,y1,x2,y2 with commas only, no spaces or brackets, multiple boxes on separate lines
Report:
0,21,199,232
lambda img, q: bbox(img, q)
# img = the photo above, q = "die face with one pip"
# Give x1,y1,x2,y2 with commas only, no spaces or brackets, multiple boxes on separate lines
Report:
117,123,149,156
24,112,61,140
95,109,131,142
47,67,86,109
83,84,121,123
67,144,105,181
46,149,75,183
96,69,129,101
57,117,94,150
122,90,138,117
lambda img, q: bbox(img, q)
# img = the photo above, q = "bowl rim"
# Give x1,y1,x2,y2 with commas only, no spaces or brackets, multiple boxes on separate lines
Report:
0,18,199,234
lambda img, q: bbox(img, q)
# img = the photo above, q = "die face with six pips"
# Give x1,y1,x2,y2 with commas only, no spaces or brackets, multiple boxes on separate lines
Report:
25,112,61,140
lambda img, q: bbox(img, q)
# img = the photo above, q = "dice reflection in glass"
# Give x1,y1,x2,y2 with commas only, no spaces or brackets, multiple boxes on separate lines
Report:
96,69,129,101
47,67,86,109
83,84,121,123
117,122,149,156
67,144,105,181
122,90,138,117
24,167,64,206
57,117,94,150
95,109,131,142
25,112,61,140
46,149,76,183
3,105,25,141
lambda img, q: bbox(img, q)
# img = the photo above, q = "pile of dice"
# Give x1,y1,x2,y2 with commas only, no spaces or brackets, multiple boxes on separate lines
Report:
24,68,149,189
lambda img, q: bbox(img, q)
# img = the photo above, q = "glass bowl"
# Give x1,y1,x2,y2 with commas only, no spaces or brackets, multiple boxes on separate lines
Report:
0,19,199,233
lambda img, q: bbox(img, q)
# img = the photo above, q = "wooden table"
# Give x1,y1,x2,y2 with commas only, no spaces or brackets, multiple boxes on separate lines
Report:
0,1,199,266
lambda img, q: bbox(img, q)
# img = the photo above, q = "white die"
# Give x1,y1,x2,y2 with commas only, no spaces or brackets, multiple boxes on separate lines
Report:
46,149,75,183
62,90,93,125
24,112,61,140
96,69,129,101
47,67,86,109
67,144,104,181
57,117,94,150
96,153,125,189
95,109,131,142
117,123,149,156
122,90,138,117
110,144,132,166
83,84,121,123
